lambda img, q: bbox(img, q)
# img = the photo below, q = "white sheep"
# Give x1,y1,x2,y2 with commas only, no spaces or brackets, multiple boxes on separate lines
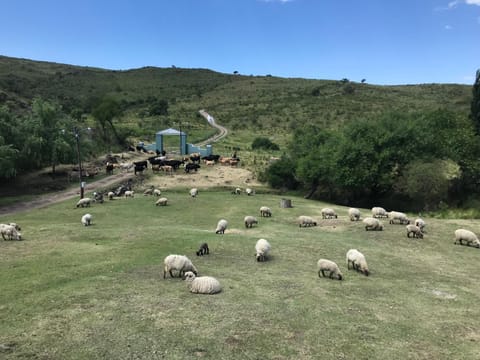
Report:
189,188,198,198
406,224,423,239
362,217,383,231
124,190,134,198
76,197,92,208
163,255,198,279
389,211,410,225
232,187,242,195
346,249,369,276
81,213,93,226
245,188,254,196
454,229,480,248
215,219,228,234
244,215,258,228
8,222,21,231
155,197,168,206
259,206,272,217
107,191,115,200
153,189,162,197
183,271,222,294
298,215,317,227
143,187,154,196
348,208,361,221
0,224,22,241
371,207,388,218
255,238,271,262
317,259,343,280
415,218,426,232
321,207,338,219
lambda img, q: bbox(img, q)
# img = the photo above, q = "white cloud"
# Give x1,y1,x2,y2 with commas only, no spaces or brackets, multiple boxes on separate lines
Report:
448,0,460,8
466,0,480,5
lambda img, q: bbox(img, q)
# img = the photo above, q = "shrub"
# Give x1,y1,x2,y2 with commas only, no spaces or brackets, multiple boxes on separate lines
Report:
251,137,279,151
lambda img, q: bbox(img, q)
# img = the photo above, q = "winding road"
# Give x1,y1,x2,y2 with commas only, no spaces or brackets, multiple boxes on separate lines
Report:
0,110,226,216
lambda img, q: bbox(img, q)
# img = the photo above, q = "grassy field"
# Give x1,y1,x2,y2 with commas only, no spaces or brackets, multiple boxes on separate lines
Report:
1,188,480,359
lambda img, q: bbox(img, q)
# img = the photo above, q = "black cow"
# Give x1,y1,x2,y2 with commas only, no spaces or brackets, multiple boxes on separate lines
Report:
190,155,201,163
163,159,184,170
134,160,148,175
106,163,114,175
201,154,221,162
185,163,200,173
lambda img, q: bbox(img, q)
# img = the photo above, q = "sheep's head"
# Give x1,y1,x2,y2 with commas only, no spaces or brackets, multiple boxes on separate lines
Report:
183,271,196,281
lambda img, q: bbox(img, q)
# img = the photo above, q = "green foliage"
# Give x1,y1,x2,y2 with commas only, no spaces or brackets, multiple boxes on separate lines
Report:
148,98,168,116
251,137,279,150
263,156,299,189
471,69,480,135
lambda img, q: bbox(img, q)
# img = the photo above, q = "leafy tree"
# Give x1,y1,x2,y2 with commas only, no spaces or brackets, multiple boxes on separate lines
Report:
92,96,123,147
263,156,299,190
251,137,279,150
0,137,18,178
149,99,169,116
471,69,480,135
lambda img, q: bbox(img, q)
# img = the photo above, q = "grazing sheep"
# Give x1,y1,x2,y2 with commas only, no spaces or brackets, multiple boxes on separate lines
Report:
76,197,92,208
371,207,388,218
363,217,383,231
196,242,209,256
244,215,258,228
348,208,361,221
454,229,480,248
183,271,222,294
346,249,369,276
0,224,22,241
124,190,134,198
245,188,254,196
215,219,228,234
317,259,343,280
255,238,271,262
190,188,198,198
143,187,154,195
321,208,338,219
298,215,317,227
107,191,115,200
155,197,168,206
259,206,272,217
406,224,423,239
415,218,426,232
232,187,242,195
163,255,198,279
6,222,21,231
153,189,162,197
81,213,93,226
389,211,410,225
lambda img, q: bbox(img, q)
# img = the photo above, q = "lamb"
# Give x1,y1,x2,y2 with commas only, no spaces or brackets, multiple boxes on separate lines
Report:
371,207,388,218
124,190,134,198
81,213,93,226
163,254,198,279
0,224,22,241
454,229,480,248
196,242,209,256
190,188,198,198
76,197,92,208
259,206,272,217
362,217,383,231
153,189,162,197
348,208,361,221
346,249,370,276
244,215,258,228
298,215,317,227
389,211,410,225
107,191,115,200
215,219,228,234
406,224,423,239
183,271,222,294
155,197,168,206
321,208,338,219
255,238,271,262
245,188,254,196
415,218,426,232
317,259,343,280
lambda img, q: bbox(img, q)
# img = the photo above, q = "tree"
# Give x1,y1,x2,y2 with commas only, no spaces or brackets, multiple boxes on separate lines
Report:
471,69,480,135
92,96,123,147
251,137,279,150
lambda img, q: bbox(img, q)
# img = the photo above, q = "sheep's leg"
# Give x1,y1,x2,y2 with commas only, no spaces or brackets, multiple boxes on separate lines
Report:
1,233,7,241
321,270,326,277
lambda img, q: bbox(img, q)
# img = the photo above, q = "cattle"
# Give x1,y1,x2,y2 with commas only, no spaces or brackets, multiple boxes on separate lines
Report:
106,162,114,175
189,154,201,163
185,163,201,173
134,160,148,175
201,154,221,162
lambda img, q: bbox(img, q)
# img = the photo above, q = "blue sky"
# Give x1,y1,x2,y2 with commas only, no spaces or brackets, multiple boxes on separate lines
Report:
1,0,479,85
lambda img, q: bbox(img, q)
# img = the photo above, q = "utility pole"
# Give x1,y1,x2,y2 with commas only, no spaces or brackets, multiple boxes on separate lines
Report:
74,127,85,199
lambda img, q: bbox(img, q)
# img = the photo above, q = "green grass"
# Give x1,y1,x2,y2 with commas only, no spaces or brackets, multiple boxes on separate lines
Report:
1,189,479,359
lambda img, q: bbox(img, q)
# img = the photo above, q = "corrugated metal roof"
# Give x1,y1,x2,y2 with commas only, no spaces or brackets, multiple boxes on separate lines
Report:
156,128,186,135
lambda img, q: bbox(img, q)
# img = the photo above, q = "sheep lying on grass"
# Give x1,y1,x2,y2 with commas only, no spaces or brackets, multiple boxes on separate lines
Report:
260,206,272,217
215,219,228,234
255,238,271,262
454,229,480,248
163,255,198,279
196,243,209,256
346,249,370,276
155,197,168,206
298,215,317,227
81,214,93,226
244,215,258,228
363,217,383,231
0,224,22,241
348,208,361,221
406,224,423,239
321,208,338,219
183,271,222,294
317,259,343,280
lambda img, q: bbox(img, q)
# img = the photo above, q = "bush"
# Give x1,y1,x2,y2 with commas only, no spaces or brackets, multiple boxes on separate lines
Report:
251,137,279,151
